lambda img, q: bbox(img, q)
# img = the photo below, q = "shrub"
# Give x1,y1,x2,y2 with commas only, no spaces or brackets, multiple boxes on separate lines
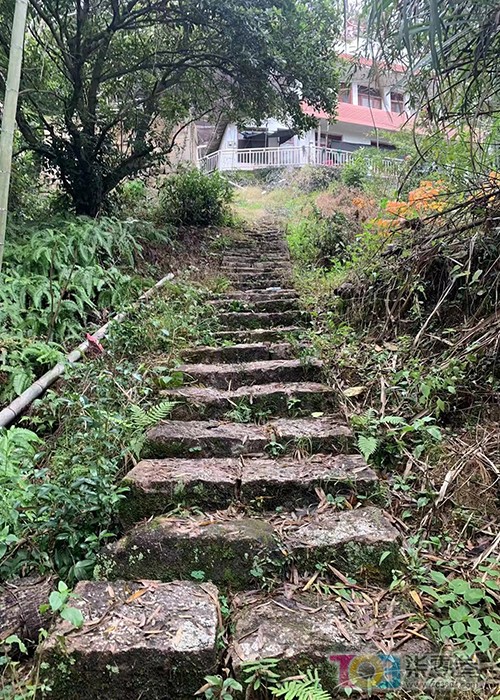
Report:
341,152,368,189
289,164,341,193
157,168,234,227
287,187,378,269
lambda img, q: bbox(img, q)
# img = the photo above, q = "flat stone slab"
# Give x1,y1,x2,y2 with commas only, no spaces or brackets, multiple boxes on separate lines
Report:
211,297,300,312
240,454,378,508
176,358,322,389
212,290,298,301
181,342,297,364
38,580,219,700
163,381,335,420
144,419,269,458
120,455,379,524
229,592,361,687
214,326,303,343
217,310,307,330
104,517,279,589
104,507,399,587
120,458,239,526
143,416,353,458
280,506,401,582
268,416,354,453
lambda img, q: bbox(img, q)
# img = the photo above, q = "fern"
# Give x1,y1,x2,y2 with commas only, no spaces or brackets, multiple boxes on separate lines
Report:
357,434,378,461
272,669,332,700
129,401,177,430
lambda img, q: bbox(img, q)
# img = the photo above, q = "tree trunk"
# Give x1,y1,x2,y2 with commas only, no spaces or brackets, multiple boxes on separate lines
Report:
0,0,29,272
1,575,55,647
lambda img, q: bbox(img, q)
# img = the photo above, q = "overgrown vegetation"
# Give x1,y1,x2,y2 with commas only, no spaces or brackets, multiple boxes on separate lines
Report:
157,168,235,227
0,0,342,215
0,278,220,583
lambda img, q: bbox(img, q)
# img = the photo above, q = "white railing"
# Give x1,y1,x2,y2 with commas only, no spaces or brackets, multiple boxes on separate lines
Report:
199,145,402,178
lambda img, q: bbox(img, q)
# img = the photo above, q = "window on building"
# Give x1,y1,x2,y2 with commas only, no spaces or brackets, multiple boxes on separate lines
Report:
327,135,342,148
390,93,405,114
339,84,351,103
358,86,382,109
370,140,396,150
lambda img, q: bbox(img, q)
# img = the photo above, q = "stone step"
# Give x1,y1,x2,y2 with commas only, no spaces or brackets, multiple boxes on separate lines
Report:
213,289,299,301
225,245,288,256
221,263,291,272
120,454,378,525
104,507,400,588
223,254,289,264
38,580,219,699
163,381,335,420
143,415,353,459
176,358,321,389
217,310,307,330
182,342,298,364
232,279,290,290
211,297,300,313
215,326,303,343
229,591,356,689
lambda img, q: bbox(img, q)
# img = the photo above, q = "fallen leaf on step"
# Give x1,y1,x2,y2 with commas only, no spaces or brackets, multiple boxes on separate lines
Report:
343,386,366,397
126,588,148,603
409,589,424,611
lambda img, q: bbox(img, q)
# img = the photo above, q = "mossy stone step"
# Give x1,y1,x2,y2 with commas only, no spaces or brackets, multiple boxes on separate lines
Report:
232,279,290,290
103,507,400,587
221,264,291,273
217,310,308,330
163,381,335,420
212,289,299,300
225,269,291,281
38,580,219,700
214,326,303,344
223,254,289,264
176,358,321,389
211,297,300,313
119,454,378,525
143,416,354,459
229,591,358,689
181,342,298,364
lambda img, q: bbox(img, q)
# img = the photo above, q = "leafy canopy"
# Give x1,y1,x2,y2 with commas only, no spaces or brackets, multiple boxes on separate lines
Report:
1,0,341,215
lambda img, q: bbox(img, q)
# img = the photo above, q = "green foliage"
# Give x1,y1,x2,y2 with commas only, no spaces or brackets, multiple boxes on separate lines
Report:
0,338,63,403
4,0,341,214
365,0,500,126
197,676,243,700
157,170,235,228
421,564,500,657
353,411,443,466
242,658,281,693
272,669,331,700
287,211,353,269
289,165,341,194
341,153,368,189
129,401,177,430
225,400,272,425
40,580,84,629
1,216,152,341
0,279,218,582
0,215,168,404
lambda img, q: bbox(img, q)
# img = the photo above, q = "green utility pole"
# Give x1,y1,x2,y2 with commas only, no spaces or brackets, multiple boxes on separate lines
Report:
0,0,29,273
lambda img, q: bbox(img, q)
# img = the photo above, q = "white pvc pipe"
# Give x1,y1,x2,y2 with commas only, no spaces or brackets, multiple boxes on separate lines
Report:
0,272,174,427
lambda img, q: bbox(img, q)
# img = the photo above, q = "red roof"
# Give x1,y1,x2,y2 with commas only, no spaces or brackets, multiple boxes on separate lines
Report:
339,53,406,74
303,102,412,132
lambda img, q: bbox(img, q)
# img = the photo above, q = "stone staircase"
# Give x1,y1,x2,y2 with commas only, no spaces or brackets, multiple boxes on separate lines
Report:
39,226,402,699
